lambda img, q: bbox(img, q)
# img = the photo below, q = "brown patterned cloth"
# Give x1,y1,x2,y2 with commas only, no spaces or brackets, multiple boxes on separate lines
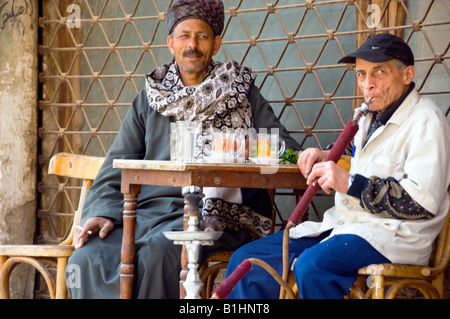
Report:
166,0,225,36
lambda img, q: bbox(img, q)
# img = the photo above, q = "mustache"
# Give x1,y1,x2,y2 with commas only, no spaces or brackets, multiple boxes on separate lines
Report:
182,48,204,57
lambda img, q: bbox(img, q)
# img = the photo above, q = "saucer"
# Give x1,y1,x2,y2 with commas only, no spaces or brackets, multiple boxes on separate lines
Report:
248,157,282,165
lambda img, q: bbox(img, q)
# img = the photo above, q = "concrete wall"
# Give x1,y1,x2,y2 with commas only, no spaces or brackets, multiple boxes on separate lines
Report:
0,0,38,298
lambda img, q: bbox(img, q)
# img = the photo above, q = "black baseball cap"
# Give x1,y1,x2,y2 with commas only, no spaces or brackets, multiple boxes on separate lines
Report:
338,33,414,66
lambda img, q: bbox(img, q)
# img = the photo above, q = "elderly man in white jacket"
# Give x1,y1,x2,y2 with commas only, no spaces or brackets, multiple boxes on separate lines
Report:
225,33,450,299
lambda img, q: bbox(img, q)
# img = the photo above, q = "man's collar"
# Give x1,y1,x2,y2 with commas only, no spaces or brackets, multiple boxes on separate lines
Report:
376,82,415,125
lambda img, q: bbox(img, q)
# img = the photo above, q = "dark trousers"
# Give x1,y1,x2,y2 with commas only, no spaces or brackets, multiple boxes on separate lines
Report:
225,230,390,299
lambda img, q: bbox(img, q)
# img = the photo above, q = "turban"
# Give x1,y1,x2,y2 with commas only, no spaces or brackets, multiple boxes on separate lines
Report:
166,0,224,37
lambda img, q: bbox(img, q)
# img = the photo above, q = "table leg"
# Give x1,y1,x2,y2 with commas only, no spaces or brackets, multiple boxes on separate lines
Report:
120,184,141,299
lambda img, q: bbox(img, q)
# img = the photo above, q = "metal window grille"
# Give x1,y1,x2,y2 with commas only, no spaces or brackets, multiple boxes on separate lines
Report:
38,0,449,245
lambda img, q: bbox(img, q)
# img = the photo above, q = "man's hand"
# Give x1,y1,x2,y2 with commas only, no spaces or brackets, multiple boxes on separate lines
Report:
297,148,328,177
297,148,351,194
306,161,351,194
75,217,114,249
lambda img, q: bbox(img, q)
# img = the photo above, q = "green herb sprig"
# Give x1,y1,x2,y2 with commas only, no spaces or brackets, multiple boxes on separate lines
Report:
279,149,300,164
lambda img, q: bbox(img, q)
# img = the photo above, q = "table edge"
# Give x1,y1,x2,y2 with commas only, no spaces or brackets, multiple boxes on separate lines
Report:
112,159,300,172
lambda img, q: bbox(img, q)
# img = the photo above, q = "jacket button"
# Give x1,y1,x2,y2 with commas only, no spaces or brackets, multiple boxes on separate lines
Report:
337,220,345,225
342,199,349,205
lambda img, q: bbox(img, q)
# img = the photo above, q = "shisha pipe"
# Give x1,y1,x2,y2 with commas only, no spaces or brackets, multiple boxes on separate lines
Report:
286,97,371,226
279,96,371,298
210,97,371,299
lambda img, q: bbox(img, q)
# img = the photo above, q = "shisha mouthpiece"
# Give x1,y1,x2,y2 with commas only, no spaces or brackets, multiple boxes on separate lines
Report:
352,97,372,122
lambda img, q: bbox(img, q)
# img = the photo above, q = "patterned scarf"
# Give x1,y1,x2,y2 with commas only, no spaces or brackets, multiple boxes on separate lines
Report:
145,59,255,132
145,59,272,239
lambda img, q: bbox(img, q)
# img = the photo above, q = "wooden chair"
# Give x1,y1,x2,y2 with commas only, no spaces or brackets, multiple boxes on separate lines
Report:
281,163,449,300
349,190,450,299
0,153,104,299
284,190,450,299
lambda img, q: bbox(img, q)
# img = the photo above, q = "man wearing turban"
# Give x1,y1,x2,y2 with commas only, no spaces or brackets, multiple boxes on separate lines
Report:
66,0,300,298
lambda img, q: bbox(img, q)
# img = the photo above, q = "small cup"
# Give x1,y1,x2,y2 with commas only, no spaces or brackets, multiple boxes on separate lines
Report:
224,130,245,163
203,129,245,163
268,133,285,159
257,133,285,160
172,120,202,162
257,133,271,158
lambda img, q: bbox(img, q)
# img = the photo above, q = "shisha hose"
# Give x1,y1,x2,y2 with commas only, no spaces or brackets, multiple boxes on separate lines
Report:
211,98,371,299
210,258,297,299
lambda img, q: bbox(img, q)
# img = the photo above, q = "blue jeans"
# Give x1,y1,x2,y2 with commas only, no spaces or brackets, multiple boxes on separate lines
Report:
225,230,390,299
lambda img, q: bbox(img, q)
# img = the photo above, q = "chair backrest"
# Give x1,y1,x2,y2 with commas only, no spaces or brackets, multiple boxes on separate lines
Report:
47,153,105,245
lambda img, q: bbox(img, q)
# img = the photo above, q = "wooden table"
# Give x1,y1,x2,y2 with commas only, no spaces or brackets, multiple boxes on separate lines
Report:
112,160,306,299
